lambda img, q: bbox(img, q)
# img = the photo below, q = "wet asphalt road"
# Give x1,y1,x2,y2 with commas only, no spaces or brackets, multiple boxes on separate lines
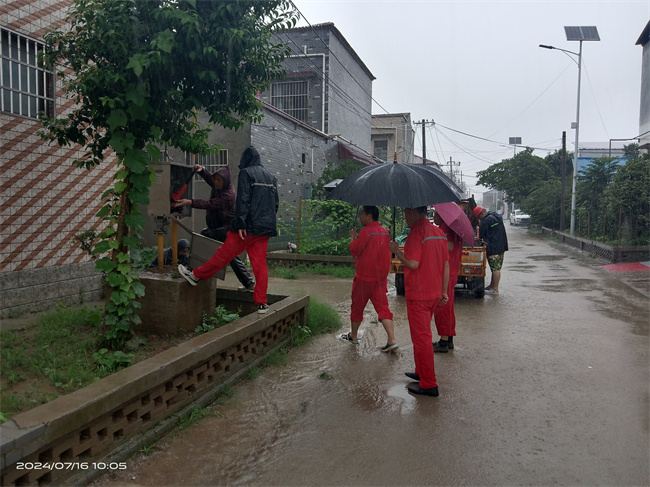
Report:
94,227,649,487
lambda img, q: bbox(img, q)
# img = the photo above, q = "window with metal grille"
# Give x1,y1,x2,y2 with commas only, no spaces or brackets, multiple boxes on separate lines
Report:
185,149,228,176
374,140,388,161
271,80,308,122
0,28,55,119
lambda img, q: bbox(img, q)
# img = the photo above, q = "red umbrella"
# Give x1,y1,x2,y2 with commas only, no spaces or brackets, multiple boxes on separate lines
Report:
433,202,475,247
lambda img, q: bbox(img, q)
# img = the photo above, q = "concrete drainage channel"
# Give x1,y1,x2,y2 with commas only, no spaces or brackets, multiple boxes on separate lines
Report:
0,290,309,486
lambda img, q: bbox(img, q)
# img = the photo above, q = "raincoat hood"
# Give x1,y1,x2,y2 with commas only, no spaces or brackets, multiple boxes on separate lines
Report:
238,146,262,169
177,239,190,253
214,165,231,189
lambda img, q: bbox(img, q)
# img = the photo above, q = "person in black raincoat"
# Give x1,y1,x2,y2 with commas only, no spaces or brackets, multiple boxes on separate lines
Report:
178,146,278,314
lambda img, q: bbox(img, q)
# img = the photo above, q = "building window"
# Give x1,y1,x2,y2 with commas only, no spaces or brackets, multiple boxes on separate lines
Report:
0,28,55,119
271,80,308,122
374,140,388,161
186,149,228,175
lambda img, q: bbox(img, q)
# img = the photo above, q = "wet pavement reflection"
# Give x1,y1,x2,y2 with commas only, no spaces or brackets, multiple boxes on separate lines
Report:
93,228,649,487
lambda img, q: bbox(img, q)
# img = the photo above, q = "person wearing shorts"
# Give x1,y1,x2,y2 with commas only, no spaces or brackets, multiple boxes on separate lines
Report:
341,206,397,352
473,206,508,294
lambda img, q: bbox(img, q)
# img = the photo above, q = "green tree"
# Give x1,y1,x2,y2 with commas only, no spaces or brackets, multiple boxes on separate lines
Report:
623,143,639,160
476,148,553,205
312,159,363,199
604,153,650,244
575,157,618,238
523,178,563,229
40,0,297,346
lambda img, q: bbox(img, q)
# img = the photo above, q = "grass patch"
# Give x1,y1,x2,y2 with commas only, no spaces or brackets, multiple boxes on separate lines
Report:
269,263,355,280
172,405,214,435
0,302,237,422
247,367,260,380
306,297,342,336
262,347,290,367
299,263,355,279
272,267,299,279
1,303,107,420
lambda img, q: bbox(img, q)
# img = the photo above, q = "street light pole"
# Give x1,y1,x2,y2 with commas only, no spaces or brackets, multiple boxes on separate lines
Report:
569,39,583,236
540,26,599,236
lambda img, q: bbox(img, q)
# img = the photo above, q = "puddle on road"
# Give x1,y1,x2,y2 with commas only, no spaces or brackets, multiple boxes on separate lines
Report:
528,255,567,261
509,265,536,272
535,278,595,293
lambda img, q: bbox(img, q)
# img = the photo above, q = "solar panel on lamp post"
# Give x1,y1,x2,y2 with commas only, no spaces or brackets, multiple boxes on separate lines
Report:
540,26,600,236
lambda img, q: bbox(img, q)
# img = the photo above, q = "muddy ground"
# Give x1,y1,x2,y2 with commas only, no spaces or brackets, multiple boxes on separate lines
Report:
91,227,649,487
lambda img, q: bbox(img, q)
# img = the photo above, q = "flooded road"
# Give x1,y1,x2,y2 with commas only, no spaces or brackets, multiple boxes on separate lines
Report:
94,228,649,486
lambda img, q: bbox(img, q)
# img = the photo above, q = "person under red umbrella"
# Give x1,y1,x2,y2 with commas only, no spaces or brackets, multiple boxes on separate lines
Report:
431,210,465,353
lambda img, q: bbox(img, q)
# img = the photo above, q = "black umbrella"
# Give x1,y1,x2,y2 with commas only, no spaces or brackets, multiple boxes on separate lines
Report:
326,161,463,208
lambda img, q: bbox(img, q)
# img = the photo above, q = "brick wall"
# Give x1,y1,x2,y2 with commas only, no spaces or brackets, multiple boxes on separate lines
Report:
1,1,117,317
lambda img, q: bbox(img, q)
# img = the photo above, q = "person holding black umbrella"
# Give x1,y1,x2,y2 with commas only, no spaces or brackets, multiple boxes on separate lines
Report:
340,206,398,352
389,207,449,397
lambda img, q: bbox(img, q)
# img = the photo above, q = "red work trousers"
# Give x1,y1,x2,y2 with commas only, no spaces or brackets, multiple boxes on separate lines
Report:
350,277,393,322
433,273,459,337
193,231,270,305
406,298,439,389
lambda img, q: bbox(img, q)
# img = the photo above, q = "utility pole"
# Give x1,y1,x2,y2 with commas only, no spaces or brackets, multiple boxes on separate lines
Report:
560,132,566,232
421,120,426,165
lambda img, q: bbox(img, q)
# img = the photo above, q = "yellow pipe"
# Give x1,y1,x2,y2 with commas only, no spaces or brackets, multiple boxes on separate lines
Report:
157,233,164,270
171,219,178,265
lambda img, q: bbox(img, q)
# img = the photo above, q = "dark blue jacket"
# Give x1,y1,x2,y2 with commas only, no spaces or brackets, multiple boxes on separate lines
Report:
479,212,508,256
233,146,278,237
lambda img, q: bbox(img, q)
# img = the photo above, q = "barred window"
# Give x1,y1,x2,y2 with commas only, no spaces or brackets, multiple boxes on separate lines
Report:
185,149,228,176
374,140,388,161
271,80,308,122
0,27,55,119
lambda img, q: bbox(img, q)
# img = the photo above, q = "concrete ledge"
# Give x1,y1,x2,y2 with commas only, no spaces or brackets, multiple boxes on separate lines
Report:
540,227,650,263
0,292,309,486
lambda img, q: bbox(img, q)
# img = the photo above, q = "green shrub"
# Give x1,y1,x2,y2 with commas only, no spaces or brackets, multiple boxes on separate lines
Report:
306,298,342,336
300,238,351,256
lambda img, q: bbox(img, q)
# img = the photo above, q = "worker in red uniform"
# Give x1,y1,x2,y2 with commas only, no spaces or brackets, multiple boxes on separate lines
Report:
432,211,464,353
389,207,449,397
340,206,397,352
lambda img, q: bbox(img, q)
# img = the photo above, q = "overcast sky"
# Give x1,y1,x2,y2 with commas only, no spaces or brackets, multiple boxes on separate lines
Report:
292,0,649,197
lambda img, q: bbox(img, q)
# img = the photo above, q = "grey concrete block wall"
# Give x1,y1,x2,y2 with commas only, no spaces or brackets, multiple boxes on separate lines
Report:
326,32,373,152
0,263,103,319
263,24,374,152
251,110,338,225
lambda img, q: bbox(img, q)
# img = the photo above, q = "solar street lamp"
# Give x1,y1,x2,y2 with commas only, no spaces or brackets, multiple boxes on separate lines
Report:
540,26,600,236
